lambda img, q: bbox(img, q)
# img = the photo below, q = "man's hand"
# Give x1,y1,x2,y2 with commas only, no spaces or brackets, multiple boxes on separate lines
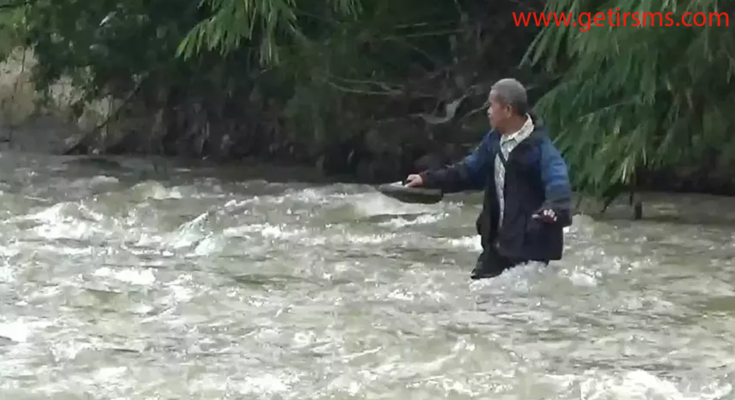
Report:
404,174,424,188
532,208,557,223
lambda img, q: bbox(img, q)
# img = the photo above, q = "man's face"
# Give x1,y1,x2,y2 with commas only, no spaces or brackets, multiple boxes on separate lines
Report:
486,90,511,131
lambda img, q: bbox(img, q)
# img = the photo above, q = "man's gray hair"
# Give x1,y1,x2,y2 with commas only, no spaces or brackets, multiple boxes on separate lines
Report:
491,78,529,116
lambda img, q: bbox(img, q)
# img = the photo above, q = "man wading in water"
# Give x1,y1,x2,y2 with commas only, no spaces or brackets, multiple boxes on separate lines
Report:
405,78,573,279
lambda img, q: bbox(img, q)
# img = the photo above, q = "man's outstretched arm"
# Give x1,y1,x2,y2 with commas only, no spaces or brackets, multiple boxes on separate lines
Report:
538,138,573,226
418,132,493,193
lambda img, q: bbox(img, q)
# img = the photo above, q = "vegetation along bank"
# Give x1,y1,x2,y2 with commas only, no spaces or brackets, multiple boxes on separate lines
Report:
0,0,733,205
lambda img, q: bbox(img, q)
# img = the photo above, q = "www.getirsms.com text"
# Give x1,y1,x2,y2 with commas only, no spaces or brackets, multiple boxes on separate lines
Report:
513,10,729,31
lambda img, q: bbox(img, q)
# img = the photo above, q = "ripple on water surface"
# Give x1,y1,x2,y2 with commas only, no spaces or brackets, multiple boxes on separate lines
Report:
0,163,733,399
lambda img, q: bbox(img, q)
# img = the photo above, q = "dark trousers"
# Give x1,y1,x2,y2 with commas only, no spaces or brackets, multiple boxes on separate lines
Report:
471,247,548,280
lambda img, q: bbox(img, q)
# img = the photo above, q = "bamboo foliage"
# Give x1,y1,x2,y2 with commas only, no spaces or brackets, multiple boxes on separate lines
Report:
177,0,464,144
524,0,735,196
176,0,363,65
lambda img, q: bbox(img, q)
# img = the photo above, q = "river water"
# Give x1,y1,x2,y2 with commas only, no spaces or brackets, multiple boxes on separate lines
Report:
0,153,733,399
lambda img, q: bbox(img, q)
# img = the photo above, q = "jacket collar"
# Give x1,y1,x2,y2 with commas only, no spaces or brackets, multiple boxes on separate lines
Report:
490,113,548,145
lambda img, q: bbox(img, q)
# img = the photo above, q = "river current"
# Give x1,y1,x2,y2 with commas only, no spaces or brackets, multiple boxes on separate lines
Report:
0,153,733,399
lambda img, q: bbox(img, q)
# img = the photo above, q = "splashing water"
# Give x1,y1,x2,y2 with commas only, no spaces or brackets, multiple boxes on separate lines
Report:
0,153,733,399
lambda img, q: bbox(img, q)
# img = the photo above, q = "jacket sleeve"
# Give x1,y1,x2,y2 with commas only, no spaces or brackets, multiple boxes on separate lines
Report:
539,137,573,227
419,132,492,193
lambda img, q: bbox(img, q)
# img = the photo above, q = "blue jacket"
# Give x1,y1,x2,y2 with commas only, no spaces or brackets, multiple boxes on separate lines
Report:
420,120,573,261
